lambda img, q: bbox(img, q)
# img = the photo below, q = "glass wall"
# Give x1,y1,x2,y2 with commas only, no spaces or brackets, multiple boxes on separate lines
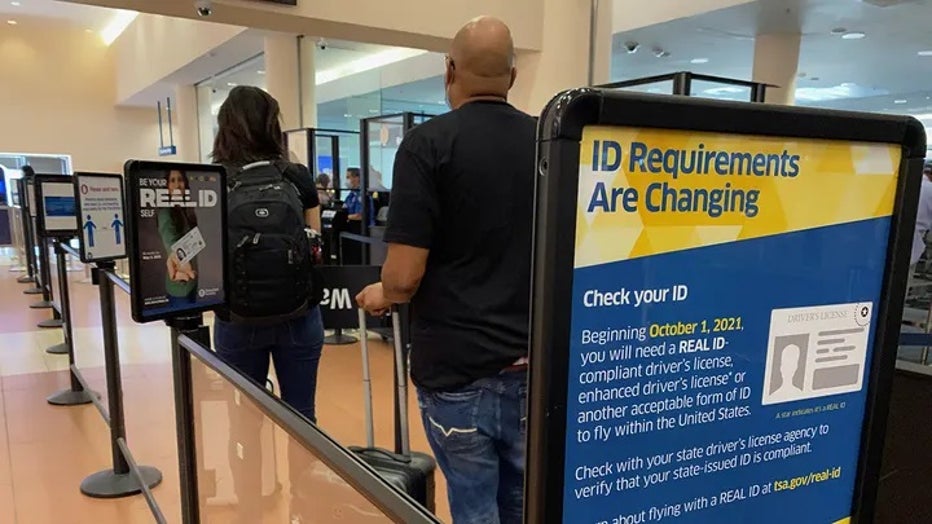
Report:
195,55,266,162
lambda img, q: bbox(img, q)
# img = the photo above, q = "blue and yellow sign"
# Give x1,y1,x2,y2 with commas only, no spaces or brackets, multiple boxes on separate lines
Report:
562,126,900,523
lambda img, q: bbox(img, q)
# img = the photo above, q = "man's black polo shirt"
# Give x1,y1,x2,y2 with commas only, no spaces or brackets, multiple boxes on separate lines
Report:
384,99,537,391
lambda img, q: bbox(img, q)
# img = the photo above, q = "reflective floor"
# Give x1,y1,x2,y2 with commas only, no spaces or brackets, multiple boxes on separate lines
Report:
0,249,451,523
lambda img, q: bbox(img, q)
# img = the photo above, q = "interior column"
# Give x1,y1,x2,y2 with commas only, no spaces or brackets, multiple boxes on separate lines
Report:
172,85,200,163
752,33,801,105
298,36,318,128
264,34,302,130
511,0,612,115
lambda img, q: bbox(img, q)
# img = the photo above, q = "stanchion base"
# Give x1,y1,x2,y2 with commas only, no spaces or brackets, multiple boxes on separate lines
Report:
80,466,163,499
47,389,98,406
16,276,35,284
24,287,43,295
45,342,68,355
38,318,63,329
324,333,358,345
29,300,52,309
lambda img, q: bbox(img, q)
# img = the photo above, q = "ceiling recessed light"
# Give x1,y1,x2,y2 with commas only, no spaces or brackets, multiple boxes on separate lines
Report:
831,27,847,35
690,58,709,64
257,70,265,75
85,28,93,33
894,99,908,104
343,113,352,118
919,50,932,56
10,1,20,6
226,82,237,87
842,32,866,40
810,76,820,81
7,19,17,25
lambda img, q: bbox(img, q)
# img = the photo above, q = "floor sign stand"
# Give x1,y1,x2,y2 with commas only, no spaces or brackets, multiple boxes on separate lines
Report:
525,89,925,524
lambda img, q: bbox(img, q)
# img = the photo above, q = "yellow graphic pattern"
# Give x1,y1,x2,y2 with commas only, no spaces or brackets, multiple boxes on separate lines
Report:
833,518,851,524
575,126,901,268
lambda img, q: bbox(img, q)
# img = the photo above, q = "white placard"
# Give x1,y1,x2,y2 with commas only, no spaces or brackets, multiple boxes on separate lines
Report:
76,175,126,261
39,181,77,233
26,181,36,217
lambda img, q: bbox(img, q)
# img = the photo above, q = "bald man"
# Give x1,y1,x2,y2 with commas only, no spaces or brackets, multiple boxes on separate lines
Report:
357,16,534,523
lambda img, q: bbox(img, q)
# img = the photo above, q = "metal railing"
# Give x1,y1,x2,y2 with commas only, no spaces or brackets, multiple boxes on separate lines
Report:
179,333,441,524
30,235,438,523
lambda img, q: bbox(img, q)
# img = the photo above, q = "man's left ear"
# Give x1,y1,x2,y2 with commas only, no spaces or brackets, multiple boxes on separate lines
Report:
509,68,517,89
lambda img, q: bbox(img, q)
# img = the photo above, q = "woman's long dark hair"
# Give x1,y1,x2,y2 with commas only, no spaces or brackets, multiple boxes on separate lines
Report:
210,86,286,166
164,170,197,236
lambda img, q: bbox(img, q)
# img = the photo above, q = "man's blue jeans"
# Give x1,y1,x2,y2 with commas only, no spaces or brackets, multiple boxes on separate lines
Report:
417,369,527,524
214,307,324,422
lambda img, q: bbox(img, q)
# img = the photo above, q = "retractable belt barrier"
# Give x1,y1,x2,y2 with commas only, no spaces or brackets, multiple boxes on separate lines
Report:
44,241,165,521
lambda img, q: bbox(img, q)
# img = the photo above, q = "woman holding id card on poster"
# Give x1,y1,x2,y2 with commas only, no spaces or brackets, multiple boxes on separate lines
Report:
158,169,199,308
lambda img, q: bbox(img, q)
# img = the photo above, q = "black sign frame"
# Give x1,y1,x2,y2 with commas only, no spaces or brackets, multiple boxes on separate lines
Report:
124,160,228,324
74,172,128,264
525,88,927,524
34,174,78,239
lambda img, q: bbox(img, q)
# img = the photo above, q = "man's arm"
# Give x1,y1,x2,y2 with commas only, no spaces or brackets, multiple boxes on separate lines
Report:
382,243,429,302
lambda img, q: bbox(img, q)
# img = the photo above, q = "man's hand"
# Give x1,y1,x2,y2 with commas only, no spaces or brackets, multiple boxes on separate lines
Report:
356,283,392,316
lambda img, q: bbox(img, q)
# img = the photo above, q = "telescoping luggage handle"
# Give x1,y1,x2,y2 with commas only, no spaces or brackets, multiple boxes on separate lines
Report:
358,308,376,448
357,307,411,457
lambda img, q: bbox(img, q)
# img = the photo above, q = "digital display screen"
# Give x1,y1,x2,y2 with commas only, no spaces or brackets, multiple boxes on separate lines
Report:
44,196,76,217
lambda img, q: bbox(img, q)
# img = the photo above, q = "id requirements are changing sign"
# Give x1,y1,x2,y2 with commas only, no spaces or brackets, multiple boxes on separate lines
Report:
526,91,923,524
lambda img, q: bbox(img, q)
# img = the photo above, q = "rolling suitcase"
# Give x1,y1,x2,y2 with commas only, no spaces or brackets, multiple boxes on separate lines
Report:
350,308,437,512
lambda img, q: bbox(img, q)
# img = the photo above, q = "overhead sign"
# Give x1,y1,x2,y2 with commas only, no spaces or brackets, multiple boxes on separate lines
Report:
125,160,227,323
526,90,924,524
75,173,127,263
35,174,78,237
158,146,178,157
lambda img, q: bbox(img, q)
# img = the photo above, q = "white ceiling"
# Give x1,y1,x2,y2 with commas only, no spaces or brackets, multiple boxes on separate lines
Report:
0,0,123,32
611,0,932,117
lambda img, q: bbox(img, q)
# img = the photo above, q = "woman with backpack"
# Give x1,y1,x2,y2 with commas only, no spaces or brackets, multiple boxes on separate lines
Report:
211,85,325,425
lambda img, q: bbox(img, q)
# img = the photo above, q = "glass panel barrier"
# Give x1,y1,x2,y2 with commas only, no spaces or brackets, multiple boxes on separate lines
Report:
185,337,438,524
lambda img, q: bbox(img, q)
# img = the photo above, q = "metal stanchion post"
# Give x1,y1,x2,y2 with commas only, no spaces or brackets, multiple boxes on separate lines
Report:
10,211,28,276
31,238,57,314
324,233,357,346
45,241,71,354
81,263,163,497
168,314,207,524
47,241,98,406
36,238,63,328
20,206,39,288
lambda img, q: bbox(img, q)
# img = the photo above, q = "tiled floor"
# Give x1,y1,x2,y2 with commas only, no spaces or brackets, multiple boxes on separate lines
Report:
0,249,450,523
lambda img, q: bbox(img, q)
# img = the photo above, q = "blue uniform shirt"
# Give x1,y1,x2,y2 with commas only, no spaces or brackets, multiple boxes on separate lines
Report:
344,189,375,225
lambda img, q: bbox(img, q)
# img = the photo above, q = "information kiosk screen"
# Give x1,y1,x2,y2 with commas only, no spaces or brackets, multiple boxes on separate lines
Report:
125,161,227,323
527,90,925,524
75,172,127,263
35,174,78,237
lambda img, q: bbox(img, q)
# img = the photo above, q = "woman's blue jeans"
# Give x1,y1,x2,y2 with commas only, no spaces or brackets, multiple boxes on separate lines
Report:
214,307,324,423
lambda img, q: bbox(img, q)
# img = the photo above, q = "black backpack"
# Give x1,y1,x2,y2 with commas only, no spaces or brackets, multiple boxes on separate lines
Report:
226,160,317,324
